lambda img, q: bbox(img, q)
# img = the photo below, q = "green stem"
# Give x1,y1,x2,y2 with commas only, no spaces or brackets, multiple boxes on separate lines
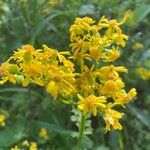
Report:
77,113,86,150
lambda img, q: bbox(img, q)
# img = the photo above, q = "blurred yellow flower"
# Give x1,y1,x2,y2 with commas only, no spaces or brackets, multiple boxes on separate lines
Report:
29,142,38,150
39,128,49,139
136,67,150,80
0,114,5,126
123,9,134,25
22,140,30,147
11,146,20,150
132,42,144,50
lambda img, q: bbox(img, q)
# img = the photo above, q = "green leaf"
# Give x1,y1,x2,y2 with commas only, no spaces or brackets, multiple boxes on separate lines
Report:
33,121,77,136
95,145,109,150
109,130,119,150
0,119,27,148
0,88,27,93
128,104,150,129
82,135,93,149
79,4,96,16
133,5,150,23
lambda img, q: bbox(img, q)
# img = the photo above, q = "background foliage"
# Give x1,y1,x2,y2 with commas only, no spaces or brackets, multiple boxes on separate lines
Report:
0,0,150,149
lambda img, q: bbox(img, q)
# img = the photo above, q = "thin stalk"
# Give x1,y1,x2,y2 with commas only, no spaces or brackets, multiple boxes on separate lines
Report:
77,113,86,150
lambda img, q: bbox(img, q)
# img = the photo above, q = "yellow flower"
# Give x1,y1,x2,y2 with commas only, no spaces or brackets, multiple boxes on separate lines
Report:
96,65,127,83
136,67,150,80
132,42,144,50
98,16,126,34
11,146,20,150
21,61,44,87
39,128,48,139
11,44,35,63
77,94,106,116
112,33,128,47
29,142,38,150
104,104,124,132
102,46,120,62
0,114,5,126
123,9,134,25
0,62,18,85
22,140,30,147
89,46,102,62
70,17,96,42
114,88,137,105
99,79,124,97
70,48,91,64
46,66,75,98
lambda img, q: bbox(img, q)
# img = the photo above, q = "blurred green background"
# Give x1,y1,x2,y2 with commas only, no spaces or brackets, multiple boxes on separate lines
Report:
0,0,150,149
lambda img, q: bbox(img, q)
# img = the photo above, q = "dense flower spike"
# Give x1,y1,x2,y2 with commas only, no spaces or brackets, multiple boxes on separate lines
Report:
70,16,136,132
0,16,137,133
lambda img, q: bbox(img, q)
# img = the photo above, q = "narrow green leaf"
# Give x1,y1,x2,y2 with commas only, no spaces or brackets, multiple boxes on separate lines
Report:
109,130,119,150
133,5,150,23
128,104,150,129
0,88,27,93
33,121,77,136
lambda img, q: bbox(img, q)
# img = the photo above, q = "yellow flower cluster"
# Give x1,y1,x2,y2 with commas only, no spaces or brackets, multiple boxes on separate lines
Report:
11,140,38,150
70,16,136,132
136,67,150,80
0,44,75,98
0,16,136,132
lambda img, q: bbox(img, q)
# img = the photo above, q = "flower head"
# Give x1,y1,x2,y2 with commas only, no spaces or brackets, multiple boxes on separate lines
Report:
104,104,124,132
77,94,106,116
39,128,49,139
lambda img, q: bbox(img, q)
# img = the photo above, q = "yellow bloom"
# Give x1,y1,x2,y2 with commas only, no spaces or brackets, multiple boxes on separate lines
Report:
136,67,150,80
29,142,38,150
0,62,18,85
98,16,126,34
132,42,144,50
77,94,106,116
112,33,128,47
89,46,102,62
22,140,30,147
11,44,35,63
39,128,48,139
46,66,75,98
96,65,127,82
70,17,96,42
99,79,124,97
123,9,134,25
46,81,58,98
104,104,124,132
0,114,5,126
21,61,44,87
11,146,20,150
114,88,137,104
102,47,120,62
